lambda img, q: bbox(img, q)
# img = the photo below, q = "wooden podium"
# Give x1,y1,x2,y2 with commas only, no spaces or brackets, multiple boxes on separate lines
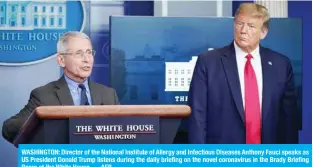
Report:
13,105,190,146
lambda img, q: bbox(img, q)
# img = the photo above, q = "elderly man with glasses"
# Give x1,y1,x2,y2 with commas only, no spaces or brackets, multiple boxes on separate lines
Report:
2,31,119,143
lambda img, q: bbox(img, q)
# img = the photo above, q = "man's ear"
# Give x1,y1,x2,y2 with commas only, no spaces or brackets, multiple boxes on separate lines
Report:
260,27,268,40
57,55,65,68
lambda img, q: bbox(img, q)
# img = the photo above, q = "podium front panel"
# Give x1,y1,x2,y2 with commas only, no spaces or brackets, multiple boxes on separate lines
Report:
69,116,160,144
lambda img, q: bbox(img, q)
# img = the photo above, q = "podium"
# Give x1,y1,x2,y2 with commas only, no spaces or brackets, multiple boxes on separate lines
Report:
13,105,190,146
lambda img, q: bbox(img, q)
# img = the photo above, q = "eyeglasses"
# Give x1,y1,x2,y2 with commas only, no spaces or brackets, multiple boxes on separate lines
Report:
60,49,96,59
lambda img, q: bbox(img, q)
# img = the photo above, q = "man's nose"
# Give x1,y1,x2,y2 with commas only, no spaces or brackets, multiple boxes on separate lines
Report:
240,24,248,33
82,54,91,62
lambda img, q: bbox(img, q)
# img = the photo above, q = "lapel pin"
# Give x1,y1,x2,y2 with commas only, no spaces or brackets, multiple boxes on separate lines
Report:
268,61,272,66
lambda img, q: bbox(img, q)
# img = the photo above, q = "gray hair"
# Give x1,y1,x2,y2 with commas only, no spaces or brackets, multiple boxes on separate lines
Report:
57,31,91,53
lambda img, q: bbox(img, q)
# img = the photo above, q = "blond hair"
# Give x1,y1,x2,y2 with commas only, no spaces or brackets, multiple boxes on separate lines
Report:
235,3,270,30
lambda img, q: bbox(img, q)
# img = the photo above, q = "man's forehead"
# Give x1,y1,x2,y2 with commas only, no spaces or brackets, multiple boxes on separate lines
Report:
65,48,92,52
65,37,91,48
235,14,264,23
67,36,90,42
236,13,264,20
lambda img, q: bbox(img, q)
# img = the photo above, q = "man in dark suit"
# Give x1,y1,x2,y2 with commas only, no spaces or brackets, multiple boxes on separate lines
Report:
2,31,119,143
188,3,298,144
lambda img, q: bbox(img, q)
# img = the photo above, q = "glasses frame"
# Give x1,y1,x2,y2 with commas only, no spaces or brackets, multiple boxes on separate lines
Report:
59,49,96,59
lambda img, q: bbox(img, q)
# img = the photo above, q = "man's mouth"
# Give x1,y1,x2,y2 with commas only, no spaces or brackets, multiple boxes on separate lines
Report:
239,37,247,41
82,66,91,71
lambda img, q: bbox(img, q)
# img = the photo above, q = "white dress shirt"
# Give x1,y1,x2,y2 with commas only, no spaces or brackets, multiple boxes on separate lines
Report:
234,42,263,110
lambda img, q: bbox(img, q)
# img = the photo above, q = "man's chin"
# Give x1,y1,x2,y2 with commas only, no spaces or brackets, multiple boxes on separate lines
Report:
238,40,249,45
79,72,91,79
238,42,250,49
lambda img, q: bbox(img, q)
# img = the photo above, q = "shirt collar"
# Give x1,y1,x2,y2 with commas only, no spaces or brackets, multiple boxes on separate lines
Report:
234,41,260,59
64,74,90,92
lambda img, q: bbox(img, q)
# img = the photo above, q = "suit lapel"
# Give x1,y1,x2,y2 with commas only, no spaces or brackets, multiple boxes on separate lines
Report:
221,43,245,122
55,76,74,105
89,81,102,105
260,47,273,121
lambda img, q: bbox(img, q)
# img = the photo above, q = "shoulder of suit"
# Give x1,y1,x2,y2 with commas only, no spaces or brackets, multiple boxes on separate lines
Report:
28,80,59,98
30,80,117,96
202,47,226,56
89,81,116,93
198,45,229,61
260,46,291,64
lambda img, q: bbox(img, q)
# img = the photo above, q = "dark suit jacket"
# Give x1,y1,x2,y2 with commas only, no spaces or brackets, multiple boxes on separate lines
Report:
188,42,299,144
2,76,119,143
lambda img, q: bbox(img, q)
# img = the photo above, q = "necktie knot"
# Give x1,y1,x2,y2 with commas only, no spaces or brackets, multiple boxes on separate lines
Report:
78,84,89,105
78,84,86,91
245,54,253,60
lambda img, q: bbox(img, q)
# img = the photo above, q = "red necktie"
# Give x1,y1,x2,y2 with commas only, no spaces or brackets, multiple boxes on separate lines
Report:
244,54,261,144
